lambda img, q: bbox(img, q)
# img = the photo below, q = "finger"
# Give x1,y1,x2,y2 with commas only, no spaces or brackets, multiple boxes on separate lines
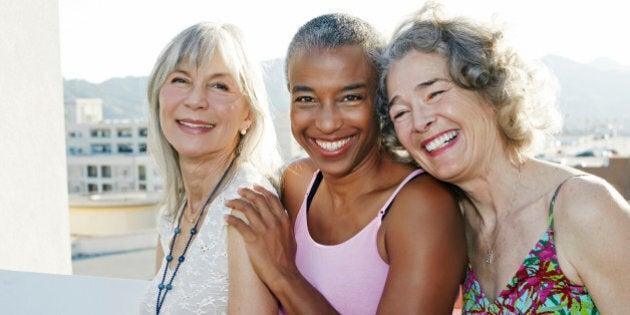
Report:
224,198,265,229
253,184,288,219
237,187,277,223
224,214,257,242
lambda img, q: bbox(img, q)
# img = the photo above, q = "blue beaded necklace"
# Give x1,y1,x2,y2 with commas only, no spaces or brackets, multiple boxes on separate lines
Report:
155,156,237,314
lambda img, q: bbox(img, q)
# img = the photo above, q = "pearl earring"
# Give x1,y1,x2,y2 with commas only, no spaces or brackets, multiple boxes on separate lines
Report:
240,128,247,136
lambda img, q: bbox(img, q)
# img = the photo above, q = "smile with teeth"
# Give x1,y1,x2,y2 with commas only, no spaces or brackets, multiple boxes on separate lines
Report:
315,137,352,152
425,130,458,153
178,120,214,129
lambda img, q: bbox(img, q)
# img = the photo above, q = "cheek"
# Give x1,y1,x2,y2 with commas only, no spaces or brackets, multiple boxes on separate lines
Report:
290,109,309,129
393,121,412,143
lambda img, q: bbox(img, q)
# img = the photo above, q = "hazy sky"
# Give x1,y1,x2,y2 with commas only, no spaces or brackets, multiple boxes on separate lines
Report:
59,0,629,83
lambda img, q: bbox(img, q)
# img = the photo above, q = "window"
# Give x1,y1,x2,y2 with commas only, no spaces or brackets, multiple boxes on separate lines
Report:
87,183,98,192
90,129,111,138
101,165,111,178
91,144,112,154
138,127,148,137
138,143,147,153
117,143,134,154
102,184,113,192
138,165,146,181
87,165,98,178
117,128,133,138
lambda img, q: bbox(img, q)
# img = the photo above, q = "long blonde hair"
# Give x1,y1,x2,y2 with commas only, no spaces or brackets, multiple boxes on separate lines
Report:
147,22,282,217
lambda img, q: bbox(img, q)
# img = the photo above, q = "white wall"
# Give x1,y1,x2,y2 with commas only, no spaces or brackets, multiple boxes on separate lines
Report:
0,0,71,274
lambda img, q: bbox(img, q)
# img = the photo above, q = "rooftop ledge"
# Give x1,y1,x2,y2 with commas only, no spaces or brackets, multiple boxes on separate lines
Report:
0,269,463,314
0,269,148,315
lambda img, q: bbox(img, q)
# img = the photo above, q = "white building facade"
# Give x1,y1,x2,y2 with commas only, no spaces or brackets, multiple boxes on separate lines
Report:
65,99,163,195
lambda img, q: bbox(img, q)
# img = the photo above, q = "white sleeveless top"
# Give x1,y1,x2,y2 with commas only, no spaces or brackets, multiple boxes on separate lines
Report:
138,163,276,314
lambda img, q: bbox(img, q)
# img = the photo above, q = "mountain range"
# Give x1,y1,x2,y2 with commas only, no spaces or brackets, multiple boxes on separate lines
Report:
63,55,630,133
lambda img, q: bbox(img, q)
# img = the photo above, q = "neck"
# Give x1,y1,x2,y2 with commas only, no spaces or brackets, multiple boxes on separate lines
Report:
180,152,236,212
321,150,403,203
460,155,528,227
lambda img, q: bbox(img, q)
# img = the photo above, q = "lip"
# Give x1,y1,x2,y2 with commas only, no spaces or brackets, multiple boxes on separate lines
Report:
308,135,355,159
177,118,215,134
420,129,459,156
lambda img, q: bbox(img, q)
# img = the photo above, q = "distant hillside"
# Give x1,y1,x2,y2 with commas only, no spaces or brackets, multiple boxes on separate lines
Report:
64,76,149,119
542,55,630,132
63,56,630,131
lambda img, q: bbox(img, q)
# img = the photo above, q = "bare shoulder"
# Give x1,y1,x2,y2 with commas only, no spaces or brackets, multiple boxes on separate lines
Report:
394,172,461,216
280,158,318,218
554,173,630,225
551,171,630,309
383,171,463,237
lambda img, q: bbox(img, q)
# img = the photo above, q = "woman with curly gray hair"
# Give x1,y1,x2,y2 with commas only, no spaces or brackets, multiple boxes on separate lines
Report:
380,3,630,313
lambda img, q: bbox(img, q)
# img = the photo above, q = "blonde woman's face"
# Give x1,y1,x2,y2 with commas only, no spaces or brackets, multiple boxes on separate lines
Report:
386,50,500,183
158,51,251,162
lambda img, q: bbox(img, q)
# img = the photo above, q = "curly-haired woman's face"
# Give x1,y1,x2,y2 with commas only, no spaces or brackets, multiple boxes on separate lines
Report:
386,50,501,183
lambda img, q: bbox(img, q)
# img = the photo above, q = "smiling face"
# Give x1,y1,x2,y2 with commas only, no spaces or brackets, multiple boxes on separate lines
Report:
386,50,503,183
288,45,380,176
159,51,251,161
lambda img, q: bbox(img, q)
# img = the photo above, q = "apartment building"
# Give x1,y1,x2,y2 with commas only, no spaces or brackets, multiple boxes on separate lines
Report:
65,98,163,195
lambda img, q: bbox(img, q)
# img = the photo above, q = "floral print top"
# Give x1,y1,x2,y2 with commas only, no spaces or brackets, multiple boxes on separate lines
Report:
462,175,599,314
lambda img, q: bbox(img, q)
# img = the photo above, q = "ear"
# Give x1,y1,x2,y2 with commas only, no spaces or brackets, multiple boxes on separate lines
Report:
240,109,253,132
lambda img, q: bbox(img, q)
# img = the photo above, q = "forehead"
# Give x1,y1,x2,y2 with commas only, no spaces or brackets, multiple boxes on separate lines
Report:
287,45,376,90
388,50,448,82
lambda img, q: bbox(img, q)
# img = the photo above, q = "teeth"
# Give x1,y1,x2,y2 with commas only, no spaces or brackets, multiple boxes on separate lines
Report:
315,137,352,152
425,131,458,152
179,121,214,129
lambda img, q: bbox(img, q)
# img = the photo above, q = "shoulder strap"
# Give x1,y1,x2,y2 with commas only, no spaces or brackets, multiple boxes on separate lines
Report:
548,174,588,227
306,170,323,212
381,169,426,220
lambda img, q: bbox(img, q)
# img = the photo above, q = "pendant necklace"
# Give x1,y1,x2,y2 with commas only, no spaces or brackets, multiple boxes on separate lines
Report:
484,165,522,264
155,156,237,314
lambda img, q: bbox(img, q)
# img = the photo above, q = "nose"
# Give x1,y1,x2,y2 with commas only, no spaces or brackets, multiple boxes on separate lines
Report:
412,104,435,133
184,85,208,110
314,101,343,133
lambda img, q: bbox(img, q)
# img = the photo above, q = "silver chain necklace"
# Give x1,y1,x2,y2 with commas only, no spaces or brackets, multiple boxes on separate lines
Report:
484,165,522,264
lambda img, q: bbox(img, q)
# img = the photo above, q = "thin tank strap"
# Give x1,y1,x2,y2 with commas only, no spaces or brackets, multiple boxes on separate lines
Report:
548,174,588,227
306,170,323,211
381,168,426,220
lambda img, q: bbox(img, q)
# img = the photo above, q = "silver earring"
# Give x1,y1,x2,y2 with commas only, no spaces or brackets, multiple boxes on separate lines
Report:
240,128,247,136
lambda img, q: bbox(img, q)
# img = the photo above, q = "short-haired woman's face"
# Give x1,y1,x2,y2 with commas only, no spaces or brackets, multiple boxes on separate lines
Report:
159,51,251,161
287,45,380,176
386,50,498,183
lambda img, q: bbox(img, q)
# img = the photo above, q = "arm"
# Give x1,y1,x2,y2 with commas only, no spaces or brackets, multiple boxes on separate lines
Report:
555,175,630,313
227,210,279,314
377,175,466,314
225,160,340,314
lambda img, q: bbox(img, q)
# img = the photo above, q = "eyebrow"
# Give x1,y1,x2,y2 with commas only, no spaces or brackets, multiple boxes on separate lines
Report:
171,68,233,81
291,82,368,94
387,77,449,107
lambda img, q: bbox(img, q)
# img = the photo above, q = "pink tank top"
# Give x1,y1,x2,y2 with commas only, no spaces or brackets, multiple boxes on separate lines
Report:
294,169,424,314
